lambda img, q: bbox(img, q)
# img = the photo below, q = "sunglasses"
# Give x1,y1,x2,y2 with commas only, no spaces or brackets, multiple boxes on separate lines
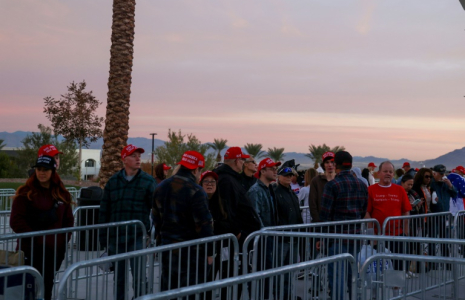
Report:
279,167,293,175
202,180,216,185
245,160,257,164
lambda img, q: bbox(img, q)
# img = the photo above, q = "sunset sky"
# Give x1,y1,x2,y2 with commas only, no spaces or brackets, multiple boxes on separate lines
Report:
1,1,464,160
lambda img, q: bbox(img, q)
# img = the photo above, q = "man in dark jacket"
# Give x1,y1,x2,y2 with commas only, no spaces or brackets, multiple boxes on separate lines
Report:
214,147,261,245
274,166,304,299
99,144,155,300
430,164,457,257
153,150,214,294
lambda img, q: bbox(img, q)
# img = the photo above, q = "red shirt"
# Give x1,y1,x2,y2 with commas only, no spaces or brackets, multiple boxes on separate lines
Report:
367,183,412,236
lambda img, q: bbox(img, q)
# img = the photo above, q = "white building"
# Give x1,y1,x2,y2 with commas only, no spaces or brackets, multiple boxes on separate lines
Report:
80,149,101,181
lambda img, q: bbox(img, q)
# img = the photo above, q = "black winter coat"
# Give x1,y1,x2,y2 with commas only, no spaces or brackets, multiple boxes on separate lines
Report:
214,164,261,243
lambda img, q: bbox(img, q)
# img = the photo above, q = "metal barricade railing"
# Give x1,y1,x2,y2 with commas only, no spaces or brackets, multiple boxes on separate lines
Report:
245,219,380,274
1,220,147,299
360,254,465,300
72,205,100,227
66,187,81,211
453,210,465,240
135,253,356,300
0,210,12,236
382,212,454,242
255,231,465,299
56,234,240,300
0,265,45,300
0,190,15,211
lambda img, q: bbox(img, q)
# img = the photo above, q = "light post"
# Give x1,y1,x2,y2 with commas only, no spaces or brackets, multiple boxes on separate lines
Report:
150,133,157,177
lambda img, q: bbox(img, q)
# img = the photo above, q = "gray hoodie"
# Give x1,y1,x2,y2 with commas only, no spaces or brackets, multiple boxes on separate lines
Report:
351,167,369,187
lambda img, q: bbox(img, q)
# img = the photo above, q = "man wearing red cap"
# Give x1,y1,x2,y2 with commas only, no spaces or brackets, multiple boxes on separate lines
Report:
98,144,155,300
367,162,377,185
152,150,214,292
213,146,261,297
309,151,336,222
396,162,416,185
247,158,280,228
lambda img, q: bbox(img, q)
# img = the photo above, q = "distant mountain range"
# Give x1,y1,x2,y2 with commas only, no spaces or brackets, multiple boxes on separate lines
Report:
1,131,464,170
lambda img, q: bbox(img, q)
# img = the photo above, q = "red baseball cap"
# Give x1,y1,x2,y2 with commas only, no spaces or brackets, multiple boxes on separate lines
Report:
257,158,282,175
402,162,410,168
322,152,335,162
368,162,377,168
456,166,465,174
452,169,457,173
121,144,145,159
178,150,205,170
224,147,250,159
200,170,218,182
162,163,171,170
38,144,63,157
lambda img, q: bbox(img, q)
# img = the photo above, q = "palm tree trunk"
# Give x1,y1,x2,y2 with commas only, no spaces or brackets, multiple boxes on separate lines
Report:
98,0,136,188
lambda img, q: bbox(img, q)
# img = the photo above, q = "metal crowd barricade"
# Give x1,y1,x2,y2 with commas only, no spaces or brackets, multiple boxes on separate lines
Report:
0,220,147,299
66,187,81,210
73,205,100,227
360,254,465,300
382,212,454,257
0,189,15,211
56,234,239,300
245,219,380,274
0,265,45,300
0,210,12,236
135,253,356,300
258,231,465,300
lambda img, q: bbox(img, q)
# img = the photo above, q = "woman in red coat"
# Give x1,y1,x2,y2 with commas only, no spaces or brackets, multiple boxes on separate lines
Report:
10,155,74,300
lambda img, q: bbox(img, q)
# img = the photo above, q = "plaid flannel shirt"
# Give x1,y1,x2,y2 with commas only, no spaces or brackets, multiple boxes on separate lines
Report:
99,168,155,247
319,170,368,233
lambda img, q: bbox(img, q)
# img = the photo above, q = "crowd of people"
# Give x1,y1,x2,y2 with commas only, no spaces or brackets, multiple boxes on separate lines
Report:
9,142,465,300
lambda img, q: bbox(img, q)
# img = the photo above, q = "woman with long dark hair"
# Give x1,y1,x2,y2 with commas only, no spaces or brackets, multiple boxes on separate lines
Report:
10,155,74,300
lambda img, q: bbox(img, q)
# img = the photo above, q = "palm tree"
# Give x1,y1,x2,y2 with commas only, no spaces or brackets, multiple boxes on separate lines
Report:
267,147,285,162
0,139,5,150
244,143,266,159
99,0,136,188
305,144,346,169
208,138,228,162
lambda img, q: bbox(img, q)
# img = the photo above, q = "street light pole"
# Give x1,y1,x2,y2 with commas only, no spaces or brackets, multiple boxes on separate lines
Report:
150,133,157,177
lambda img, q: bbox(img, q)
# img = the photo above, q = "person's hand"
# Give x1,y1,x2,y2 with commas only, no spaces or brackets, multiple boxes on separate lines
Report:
316,241,320,251
236,232,242,240
443,177,453,188
207,256,213,265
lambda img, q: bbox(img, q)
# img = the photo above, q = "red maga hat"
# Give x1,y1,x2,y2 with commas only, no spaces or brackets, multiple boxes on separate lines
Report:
162,163,171,170
456,166,465,174
121,144,145,159
224,147,250,159
402,162,410,168
257,158,281,175
38,144,63,157
322,152,335,162
178,150,205,170
368,162,377,168
200,170,218,182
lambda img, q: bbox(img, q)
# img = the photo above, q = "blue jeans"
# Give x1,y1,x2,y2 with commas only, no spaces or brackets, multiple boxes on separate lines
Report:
328,243,354,300
109,240,145,300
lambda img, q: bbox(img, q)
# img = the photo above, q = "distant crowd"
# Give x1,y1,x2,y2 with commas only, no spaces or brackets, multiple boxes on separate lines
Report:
10,143,465,300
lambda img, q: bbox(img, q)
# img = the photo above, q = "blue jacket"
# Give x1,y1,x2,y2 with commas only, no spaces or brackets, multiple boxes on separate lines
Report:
430,178,457,212
247,180,277,228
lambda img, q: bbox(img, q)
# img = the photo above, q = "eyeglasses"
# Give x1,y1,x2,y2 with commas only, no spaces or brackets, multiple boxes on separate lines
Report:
424,175,431,179
245,160,257,164
202,180,216,185
266,167,277,172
